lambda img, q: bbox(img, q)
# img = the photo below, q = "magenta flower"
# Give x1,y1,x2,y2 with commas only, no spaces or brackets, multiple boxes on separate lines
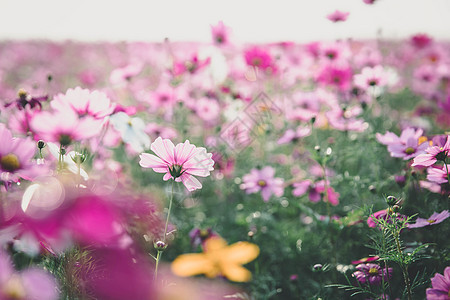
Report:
409,210,450,228
51,87,115,119
292,179,339,206
211,21,231,45
0,250,58,300
4,89,48,111
30,107,103,146
427,266,450,299
351,255,380,265
241,166,284,202
353,263,392,285
317,64,353,91
139,137,214,191
244,46,275,71
0,124,39,182
326,10,350,22
367,209,407,228
427,166,450,184
412,135,450,167
411,33,433,49
277,126,311,145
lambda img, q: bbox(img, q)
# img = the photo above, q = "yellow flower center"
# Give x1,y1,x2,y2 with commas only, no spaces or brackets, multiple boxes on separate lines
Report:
0,154,20,172
427,219,436,224
405,147,415,155
4,275,26,299
257,180,267,187
368,267,379,276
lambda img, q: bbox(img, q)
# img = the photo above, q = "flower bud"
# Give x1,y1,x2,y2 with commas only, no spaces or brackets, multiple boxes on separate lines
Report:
37,140,46,149
386,196,397,207
154,240,167,251
313,264,323,271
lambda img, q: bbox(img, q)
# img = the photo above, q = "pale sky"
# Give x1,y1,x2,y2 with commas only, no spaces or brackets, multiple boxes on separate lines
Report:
0,0,449,42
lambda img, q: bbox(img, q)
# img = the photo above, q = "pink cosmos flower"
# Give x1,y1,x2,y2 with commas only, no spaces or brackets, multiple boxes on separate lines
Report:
211,21,231,45
277,126,311,145
110,63,142,85
353,263,392,285
351,256,380,265
172,54,210,76
244,47,275,71
51,87,115,119
0,250,59,300
241,166,284,202
376,128,428,160
412,135,450,167
195,97,221,123
139,137,214,191
30,107,103,146
354,65,389,91
326,10,350,22
409,210,450,228
367,209,408,228
427,166,449,184
411,33,433,49
292,179,339,206
0,124,39,182
426,266,450,299
317,64,353,91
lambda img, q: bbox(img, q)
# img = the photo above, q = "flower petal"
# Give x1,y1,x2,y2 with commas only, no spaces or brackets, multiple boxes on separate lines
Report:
180,173,202,191
171,253,214,277
151,137,175,164
222,241,260,265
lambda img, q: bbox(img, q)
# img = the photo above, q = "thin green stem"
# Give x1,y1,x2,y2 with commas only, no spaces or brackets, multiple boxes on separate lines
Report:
392,215,412,300
163,181,174,243
444,160,450,184
154,250,162,281
154,180,175,282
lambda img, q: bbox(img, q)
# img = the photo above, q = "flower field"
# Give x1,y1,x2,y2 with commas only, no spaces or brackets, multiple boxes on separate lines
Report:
0,26,449,299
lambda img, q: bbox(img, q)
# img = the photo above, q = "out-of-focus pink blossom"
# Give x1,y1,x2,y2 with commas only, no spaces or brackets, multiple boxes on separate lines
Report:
195,97,221,123
0,124,40,182
51,87,115,119
244,46,276,72
409,210,449,228
241,166,284,202
0,250,59,300
427,165,449,184
326,10,350,22
30,107,103,146
211,21,231,45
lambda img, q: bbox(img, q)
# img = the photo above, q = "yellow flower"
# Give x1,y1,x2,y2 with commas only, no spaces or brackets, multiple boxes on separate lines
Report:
171,236,260,282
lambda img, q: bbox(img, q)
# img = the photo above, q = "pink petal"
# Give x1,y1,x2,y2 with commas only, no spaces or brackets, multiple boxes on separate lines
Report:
139,153,167,171
174,140,197,165
180,173,202,191
151,137,175,164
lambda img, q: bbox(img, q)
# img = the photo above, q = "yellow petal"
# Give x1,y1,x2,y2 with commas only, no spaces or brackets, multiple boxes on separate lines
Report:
222,242,260,264
221,263,253,282
204,236,228,252
171,253,214,277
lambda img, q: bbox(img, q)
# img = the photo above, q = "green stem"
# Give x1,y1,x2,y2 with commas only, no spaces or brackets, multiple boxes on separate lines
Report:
154,181,175,282
163,181,174,244
444,160,450,184
392,215,412,300
154,250,162,281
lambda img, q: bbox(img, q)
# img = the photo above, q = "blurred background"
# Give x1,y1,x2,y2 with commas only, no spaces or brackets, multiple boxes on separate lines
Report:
1,0,450,42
